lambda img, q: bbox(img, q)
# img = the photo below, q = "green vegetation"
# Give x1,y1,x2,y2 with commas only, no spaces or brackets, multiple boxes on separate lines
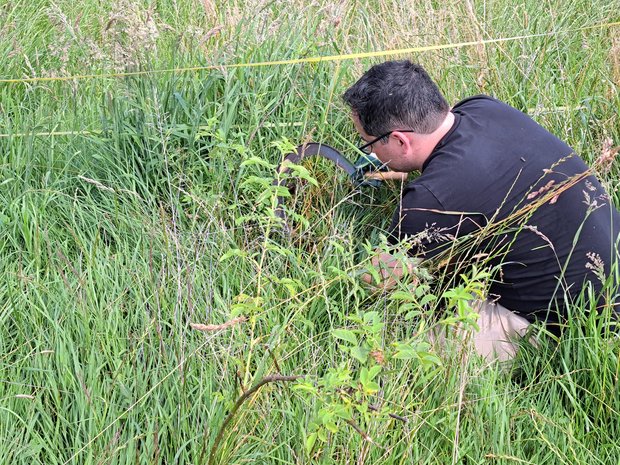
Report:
1,0,619,463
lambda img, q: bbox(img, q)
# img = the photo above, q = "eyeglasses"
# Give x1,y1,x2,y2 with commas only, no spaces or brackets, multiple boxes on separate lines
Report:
357,130,416,154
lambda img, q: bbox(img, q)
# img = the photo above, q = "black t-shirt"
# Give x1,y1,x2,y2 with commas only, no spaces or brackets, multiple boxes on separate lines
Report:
388,95,620,321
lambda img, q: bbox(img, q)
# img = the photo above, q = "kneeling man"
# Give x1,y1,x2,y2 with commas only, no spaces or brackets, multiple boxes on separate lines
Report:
343,60,619,360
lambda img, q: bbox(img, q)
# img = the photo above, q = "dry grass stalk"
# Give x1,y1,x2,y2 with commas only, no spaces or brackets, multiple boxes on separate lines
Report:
527,180,556,200
78,175,115,192
190,316,247,332
596,137,619,174
201,0,216,16
78,175,141,198
610,29,620,86
463,0,489,89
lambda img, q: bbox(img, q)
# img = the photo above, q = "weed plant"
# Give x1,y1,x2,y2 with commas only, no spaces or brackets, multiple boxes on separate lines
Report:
0,0,619,463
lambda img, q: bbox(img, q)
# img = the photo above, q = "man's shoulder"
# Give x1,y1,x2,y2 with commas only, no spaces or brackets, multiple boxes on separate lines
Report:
452,94,520,115
453,94,497,108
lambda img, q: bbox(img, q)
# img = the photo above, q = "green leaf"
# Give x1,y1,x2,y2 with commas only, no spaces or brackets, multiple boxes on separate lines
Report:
219,248,246,262
390,291,416,302
282,161,319,187
278,278,302,297
392,343,417,360
327,265,349,280
405,309,422,320
272,186,291,197
364,265,381,286
350,345,370,364
240,175,271,189
419,352,442,369
416,341,431,352
360,367,381,393
414,284,431,298
360,367,369,385
266,242,294,258
324,421,339,433
271,138,297,155
368,365,382,381
419,294,438,306
363,381,381,394
240,156,276,169
363,311,380,324
332,329,358,345
330,240,345,253
173,92,191,118
305,432,317,455
293,381,318,395
332,404,353,421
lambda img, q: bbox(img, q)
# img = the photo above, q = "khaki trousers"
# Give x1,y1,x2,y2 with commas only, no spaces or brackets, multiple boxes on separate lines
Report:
430,299,532,362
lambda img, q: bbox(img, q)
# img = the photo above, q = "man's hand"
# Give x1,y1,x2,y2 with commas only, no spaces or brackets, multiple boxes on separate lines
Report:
362,250,420,291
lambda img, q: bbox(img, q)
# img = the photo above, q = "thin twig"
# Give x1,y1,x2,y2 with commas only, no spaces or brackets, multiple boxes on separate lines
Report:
368,404,408,423
345,419,378,446
266,345,283,374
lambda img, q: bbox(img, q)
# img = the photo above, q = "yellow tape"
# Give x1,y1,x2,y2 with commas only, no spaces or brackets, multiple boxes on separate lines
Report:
0,21,616,139
0,21,618,84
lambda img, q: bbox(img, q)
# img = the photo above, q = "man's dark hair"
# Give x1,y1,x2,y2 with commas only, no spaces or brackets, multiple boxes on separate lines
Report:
342,60,449,136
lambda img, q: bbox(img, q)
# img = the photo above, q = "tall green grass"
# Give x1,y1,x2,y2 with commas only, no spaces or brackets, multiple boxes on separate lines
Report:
1,0,619,463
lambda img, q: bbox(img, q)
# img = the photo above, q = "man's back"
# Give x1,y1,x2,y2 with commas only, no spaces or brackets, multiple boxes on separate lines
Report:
389,95,620,320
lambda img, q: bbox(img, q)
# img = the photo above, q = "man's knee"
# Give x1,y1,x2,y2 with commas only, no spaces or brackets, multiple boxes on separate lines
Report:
429,299,533,362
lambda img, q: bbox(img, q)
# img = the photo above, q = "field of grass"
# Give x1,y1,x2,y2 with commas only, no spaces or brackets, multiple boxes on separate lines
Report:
1,0,620,463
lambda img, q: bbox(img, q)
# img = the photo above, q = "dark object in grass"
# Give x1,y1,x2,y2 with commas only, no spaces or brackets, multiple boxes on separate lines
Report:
273,142,388,232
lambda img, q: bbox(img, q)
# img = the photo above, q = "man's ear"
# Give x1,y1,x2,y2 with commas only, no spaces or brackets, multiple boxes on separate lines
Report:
391,131,412,152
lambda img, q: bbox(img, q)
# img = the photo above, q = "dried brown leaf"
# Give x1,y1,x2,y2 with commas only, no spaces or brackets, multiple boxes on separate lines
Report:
190,316,247,332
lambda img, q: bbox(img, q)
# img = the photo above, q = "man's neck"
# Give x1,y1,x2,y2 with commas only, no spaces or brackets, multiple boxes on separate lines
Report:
417,111,455,166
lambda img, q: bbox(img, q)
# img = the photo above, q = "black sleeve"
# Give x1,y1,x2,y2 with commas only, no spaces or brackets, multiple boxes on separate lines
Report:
388,184,485,259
